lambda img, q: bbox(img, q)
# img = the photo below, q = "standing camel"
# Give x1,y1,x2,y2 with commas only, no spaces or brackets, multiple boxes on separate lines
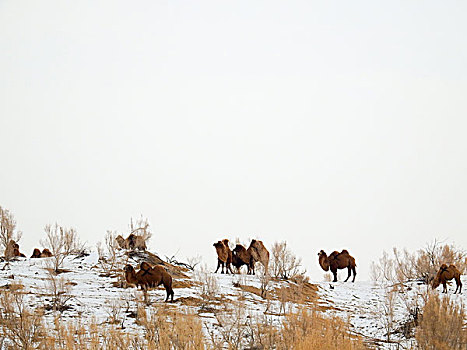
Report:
432,264,462,294
318,249,356,282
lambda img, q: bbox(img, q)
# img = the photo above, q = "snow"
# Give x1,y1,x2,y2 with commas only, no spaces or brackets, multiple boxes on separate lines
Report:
0,251,465,349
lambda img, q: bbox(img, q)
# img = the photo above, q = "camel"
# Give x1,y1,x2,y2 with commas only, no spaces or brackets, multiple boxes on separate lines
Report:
116,234,147,251
213,240,234,274
232,244,253,274
31,248,41,258
4,240,25,259
41,248,53,257
432,264,462,294
318,249,356,282
248,239,269,274
31,248,53,258
124,263,174,302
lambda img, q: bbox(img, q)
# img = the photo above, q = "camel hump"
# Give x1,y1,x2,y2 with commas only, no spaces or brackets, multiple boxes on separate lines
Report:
341,249,349,255
440,264,448,271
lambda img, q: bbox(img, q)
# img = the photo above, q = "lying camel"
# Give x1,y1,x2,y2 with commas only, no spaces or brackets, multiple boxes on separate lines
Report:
232,244,253,274
116,234,147,251
318,249,356,282
31,248,53,258
4,240,25,259
248,239,269,274
432,264,462,294
213,240,233,274
124,263,174,302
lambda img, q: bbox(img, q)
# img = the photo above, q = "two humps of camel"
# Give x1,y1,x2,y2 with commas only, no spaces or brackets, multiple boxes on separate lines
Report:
318,249,357,282
116,234,147,251
432,264,462,294
214,238,269,275
30,248,53,258
124,262,174,303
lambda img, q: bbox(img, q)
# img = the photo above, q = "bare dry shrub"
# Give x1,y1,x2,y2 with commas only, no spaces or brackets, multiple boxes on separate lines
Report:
97,230,126,280
0,206,22,261
40,223,85,272
371,240,467,284
195,265,219,301
44,270,74,312
416,294,467,350
0,285,44,349
137,305,205,350
129,216,152,245
270,241,304,280
211,300,248,350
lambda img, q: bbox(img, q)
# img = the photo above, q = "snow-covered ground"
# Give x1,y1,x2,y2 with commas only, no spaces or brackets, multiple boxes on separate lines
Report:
0,251,465,349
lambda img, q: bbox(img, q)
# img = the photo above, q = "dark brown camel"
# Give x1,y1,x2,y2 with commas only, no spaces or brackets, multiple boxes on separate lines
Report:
432,264,462,294
318,249,356,282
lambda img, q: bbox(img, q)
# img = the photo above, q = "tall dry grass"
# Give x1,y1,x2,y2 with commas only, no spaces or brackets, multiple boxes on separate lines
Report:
416,293,466,350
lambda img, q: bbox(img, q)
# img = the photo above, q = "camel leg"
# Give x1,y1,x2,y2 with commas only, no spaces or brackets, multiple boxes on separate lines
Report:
165,285,174,302
214,259,221,273
442,281,447,293
227,263,234,274
221,261,225,274
344,267,351,282
331,268,337,282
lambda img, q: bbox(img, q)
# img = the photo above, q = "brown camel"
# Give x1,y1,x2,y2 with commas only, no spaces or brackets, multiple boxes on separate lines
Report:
41,248,53,257
432,264,462,294
4,240,25,259
213,240,234,274
31,248,53,258
124,263,174,302
232,244,253,274
116,234,147,251
318,249,356,282
248,239,269,274
31,248,42,258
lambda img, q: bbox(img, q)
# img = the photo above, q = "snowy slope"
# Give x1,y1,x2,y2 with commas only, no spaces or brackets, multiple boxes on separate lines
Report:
0,251,465,349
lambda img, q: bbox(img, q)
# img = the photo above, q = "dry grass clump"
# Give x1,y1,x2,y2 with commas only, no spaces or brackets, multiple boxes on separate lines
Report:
278,308,370,350
415,294,467,350
137,305,205,350
0,285,44,350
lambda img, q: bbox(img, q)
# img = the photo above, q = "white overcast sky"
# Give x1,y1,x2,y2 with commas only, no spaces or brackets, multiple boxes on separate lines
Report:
1,1,466,279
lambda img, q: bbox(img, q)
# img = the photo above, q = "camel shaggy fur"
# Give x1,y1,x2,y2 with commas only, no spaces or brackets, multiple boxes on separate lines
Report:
31,248,53,258
432,264,462,294
124,263,174,302
4,240,25,259
213,240,234,274
232,244,253,274
116,234,147,251
318,249,356,282
248,239,269,274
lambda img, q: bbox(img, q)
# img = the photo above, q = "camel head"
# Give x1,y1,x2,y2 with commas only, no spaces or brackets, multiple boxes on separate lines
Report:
233,244,245,254
116,235,126,249
124,265,135,273
318,250,330,271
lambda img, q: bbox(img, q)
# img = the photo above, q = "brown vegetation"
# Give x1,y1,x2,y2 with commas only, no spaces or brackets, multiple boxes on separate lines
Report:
318,249,356,282
124,263,174,302
432,264,462,294
213,240,233,274
416,293,467,349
